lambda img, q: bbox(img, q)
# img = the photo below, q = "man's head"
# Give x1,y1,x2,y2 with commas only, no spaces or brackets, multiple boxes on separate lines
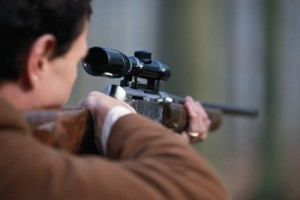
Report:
0,0,92,110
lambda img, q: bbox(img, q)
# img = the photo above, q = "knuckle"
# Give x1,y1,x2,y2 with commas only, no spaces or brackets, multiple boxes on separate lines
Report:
88,91,99,96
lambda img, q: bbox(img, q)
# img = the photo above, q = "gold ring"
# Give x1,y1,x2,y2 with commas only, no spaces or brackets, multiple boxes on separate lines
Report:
188,132,199,137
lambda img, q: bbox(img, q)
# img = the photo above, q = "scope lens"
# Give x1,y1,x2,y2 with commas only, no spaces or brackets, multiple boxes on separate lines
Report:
82,47,108,76
82,47,130,78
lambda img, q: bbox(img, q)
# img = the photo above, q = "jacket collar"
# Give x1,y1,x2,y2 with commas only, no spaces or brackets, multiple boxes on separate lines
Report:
0,95,31,135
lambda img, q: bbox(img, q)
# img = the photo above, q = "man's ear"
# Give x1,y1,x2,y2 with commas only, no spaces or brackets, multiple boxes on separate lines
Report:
22,34,56,89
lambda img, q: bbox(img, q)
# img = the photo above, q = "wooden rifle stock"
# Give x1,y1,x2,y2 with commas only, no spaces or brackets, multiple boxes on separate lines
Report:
24,104,223,153
24,108,98,154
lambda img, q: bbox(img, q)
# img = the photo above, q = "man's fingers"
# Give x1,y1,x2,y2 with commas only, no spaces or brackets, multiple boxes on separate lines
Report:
184,96,211,143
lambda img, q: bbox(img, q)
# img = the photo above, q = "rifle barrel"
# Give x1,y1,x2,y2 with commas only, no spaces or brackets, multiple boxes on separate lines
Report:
167,93,258,118
201,102,258,117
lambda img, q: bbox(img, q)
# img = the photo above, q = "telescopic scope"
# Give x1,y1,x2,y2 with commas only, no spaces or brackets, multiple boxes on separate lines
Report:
82,47,171,81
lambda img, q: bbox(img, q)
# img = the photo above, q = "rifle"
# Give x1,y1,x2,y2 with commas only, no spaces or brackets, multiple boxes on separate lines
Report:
24,47,258,154
82,47,258,130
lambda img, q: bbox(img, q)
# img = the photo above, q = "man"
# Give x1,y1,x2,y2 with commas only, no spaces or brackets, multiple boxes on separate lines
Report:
0,0,230,199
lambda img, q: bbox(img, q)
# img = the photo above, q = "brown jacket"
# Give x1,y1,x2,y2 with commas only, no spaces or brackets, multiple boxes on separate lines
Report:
0,96,230,200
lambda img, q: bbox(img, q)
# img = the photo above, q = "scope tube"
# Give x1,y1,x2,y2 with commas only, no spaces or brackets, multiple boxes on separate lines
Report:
82,47,171,81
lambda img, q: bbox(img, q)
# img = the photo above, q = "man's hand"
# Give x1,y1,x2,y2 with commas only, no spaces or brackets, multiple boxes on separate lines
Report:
80,91,136,134
81,91,135,114
180,96,211,144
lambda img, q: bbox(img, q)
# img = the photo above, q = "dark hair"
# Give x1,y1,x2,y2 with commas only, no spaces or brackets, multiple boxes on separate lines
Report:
0,0,92,81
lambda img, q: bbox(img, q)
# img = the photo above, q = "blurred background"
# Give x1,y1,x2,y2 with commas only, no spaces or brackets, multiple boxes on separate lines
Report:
67,0,300,199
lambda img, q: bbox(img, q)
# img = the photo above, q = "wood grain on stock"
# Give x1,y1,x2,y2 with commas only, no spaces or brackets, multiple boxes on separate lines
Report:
163,104,222,132
24,105,222,153
24,108,94,153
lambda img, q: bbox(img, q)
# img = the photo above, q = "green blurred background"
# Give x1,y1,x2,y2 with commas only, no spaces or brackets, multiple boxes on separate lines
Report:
67,1,300,199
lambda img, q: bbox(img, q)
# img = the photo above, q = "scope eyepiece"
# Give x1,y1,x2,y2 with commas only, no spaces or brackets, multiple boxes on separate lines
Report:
82,46,171,81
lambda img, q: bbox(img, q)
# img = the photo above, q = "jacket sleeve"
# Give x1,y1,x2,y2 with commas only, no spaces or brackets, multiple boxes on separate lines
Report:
0,114,230,200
